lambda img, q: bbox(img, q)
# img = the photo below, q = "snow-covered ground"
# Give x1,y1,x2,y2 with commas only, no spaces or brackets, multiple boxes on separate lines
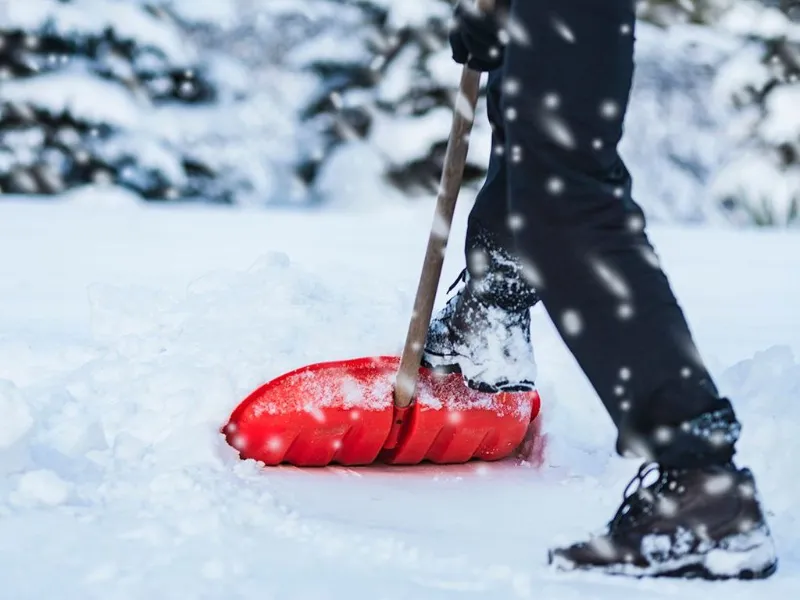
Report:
1,191,799,598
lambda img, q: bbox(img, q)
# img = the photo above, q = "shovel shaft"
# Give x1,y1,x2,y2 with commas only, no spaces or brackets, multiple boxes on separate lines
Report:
393,65,484,409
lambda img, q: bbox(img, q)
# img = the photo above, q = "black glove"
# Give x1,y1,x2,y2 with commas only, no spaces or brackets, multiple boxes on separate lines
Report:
449,1,507,72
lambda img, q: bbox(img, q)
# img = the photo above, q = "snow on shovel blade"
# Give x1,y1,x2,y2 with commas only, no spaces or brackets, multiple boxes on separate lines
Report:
223,356,541,467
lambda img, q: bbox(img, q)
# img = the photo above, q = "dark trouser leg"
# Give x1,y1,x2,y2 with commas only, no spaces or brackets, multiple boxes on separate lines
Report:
499,0,739,468
464,69,539,311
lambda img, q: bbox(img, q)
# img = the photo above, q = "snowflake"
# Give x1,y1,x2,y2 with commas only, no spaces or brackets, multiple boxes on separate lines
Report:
551,17,576,44
543,93,560,109
627,215,645,233
507,213,525,231
561,309,583,336
654,426,673,444
546,176,564,195
503,77,521,96
541,114,576,150
520,259,544,288
600,100,620,120
617,303,634,320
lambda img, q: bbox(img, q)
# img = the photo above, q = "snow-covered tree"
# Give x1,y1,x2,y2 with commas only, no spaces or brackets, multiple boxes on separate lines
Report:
709,0,800,226
286,0,492,203
636,0,734,27
635,0,800,227
0,0,239,202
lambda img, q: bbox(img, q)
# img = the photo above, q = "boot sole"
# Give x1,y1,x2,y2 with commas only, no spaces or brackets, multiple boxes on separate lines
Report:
548,544,779,581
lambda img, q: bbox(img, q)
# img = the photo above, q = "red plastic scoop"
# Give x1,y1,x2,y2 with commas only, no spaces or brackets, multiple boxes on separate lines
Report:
223,356,540,467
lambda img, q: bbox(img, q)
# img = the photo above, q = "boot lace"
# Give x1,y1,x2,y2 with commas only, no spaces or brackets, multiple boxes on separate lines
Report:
446,268,468,294
609,462,671,531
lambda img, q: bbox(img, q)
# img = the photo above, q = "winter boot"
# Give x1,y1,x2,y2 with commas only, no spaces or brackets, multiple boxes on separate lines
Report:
548,462,778,580
422,268,539,393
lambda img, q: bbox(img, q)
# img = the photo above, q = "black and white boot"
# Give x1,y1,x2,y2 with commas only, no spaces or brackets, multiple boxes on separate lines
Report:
422,268,539,393
548,462,778,580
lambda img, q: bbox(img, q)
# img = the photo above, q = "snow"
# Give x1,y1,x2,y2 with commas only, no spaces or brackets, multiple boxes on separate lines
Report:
372,108,453,165
1,71,144,128
762,84,800,145
5,0,197,65
1,195,800,597
717,1,800,41
710,151,800,226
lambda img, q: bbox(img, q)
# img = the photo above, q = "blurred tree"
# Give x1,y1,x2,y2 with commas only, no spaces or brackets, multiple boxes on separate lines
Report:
0,0,237,202
707,0,800,226
637,0,800,226
636,0,735,26
289,0,492,201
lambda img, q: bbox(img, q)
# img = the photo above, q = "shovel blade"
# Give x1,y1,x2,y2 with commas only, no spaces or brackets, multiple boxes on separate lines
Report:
223,356,541,467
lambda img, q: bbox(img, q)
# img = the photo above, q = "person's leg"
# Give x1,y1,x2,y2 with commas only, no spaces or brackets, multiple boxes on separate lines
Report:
502,0,776,578
502,0,734,469
464,69,539,310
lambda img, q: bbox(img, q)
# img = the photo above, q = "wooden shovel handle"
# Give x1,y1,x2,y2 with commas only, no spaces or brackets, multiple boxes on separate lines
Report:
393,0,496,408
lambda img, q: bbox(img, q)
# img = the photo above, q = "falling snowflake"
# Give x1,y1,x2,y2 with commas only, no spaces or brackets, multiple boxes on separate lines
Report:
508,213,525,231
468,248,489,274
600,100,620,119
543,93,560,109
640,246,662,269
562,309,583,336
617,303,634,320
503,77,521,96
590,258,631,300
505,14,531,46
551,16,576,44
540,114,576,150
520,259,545,288
654,426,673,444
546,176,565,195
447,411,463,425
627,215,645,233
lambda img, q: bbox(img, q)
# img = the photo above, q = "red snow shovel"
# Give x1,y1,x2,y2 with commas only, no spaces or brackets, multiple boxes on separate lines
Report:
223,0,542,467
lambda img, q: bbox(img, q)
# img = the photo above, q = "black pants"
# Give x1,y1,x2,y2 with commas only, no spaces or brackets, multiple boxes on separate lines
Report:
466,0,739,468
